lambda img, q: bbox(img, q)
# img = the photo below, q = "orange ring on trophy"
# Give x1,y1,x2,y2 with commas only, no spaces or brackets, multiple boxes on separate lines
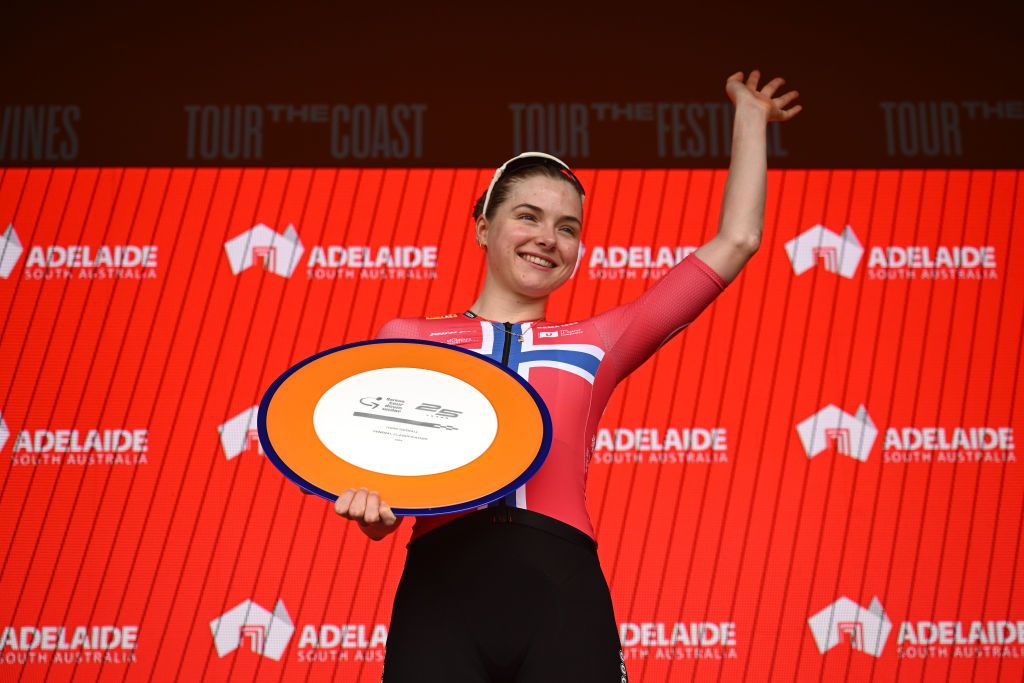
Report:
257,339,552,515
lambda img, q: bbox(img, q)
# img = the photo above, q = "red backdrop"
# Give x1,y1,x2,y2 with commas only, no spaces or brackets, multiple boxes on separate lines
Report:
1,168,1022,681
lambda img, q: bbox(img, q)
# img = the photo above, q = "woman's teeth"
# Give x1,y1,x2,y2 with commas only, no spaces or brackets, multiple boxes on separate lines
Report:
519,253,555,268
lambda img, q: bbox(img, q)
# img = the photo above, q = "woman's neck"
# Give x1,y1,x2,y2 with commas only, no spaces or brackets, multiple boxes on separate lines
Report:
468,280,547,323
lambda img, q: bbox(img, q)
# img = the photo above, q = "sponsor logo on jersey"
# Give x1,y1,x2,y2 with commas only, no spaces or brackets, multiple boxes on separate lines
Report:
586,245,698,280
535,322,586,338
619,621,738,661
425,313,458,320
796,404,1016,464
210,600,295,661
218,406,263,460
5,224,159,281
592,426,729,464
809,596,1024,659
0,625,139,665
424,326,484,346
441,337,477,345
2,410,150,466
785,224,997,281
533,329,580,340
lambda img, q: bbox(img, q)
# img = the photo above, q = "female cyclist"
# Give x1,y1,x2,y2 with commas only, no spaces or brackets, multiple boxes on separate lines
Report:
334,70,801,682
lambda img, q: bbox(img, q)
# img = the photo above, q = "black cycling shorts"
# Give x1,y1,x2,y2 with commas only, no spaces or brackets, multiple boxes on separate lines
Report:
381,505,628,683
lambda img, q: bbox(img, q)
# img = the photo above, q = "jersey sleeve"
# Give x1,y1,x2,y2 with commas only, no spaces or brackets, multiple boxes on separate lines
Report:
590,252,728,384
373,317,424,340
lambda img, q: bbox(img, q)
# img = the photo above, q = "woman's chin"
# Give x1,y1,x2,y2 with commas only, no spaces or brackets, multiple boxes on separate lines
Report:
514,275,567,299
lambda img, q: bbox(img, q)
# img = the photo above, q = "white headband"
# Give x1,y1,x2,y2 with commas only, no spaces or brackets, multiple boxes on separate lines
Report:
480,151,585,218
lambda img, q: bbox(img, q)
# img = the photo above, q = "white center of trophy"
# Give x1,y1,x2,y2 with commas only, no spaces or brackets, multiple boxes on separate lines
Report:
313,367,499,476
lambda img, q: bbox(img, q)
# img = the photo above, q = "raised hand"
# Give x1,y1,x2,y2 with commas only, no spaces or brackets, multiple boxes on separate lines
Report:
725,70,802,122
334,487,404,541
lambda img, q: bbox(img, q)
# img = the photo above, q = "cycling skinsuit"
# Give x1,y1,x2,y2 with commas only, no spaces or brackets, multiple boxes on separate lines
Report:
378,252,727,682
375,252,727,542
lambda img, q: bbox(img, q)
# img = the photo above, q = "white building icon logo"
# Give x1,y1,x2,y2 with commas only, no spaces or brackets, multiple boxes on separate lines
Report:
210,599,294,661
218,406,262,460
0,411,9,451
224,223,305,278
796,404,878,462
1,225,24,279
784,224,864,279
808,596,892,658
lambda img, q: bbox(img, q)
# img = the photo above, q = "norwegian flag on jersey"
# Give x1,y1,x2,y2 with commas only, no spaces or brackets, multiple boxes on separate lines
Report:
465,318,606,508
469,320,605,384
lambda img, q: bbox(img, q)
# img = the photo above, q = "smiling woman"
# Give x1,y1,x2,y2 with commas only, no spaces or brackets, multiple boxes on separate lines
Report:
330,70,802,683
469,154,587,318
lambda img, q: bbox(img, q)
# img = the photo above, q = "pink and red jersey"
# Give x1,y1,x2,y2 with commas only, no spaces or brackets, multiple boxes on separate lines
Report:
375,253,728,542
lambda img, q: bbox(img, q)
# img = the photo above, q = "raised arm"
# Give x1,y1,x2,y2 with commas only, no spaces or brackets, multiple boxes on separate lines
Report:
693,70,802,284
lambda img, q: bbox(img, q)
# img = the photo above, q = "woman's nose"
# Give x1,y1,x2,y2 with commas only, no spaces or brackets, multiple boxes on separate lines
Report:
534,224,557,248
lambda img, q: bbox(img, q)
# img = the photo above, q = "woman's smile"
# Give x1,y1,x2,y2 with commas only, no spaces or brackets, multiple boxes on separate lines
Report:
517,251,558,269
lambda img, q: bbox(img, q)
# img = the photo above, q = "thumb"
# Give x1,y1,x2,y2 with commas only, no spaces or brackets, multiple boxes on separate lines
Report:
380,503,398,526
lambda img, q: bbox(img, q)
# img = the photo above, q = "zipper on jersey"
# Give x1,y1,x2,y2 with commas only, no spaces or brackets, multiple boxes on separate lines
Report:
500,322,513,365
495,322,515,520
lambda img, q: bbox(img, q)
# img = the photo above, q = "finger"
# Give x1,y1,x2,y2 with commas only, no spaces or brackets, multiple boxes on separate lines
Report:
379,503,397,526
349,488,368,519
364,491,381,525
781,104,803,120
774,90,800,107
747,70,761,90
761,77,786,98
334,489,355,516
726,71,744,83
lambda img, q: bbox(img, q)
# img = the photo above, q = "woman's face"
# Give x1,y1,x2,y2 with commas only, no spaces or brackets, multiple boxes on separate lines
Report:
476,175,583,300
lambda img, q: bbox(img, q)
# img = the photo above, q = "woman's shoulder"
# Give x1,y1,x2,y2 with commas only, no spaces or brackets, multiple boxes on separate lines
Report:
373,313,466,339
373,317,419,339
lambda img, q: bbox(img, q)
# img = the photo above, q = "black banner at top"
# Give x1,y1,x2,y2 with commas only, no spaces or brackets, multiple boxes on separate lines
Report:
2,4,1022,168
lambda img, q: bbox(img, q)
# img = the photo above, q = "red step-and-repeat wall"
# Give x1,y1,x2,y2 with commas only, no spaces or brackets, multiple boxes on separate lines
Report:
1,168,1022,681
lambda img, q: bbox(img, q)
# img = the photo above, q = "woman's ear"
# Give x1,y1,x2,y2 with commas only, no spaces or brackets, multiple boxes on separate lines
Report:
475,216,488,248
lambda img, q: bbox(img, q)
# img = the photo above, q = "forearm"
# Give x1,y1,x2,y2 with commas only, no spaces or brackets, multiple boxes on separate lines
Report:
359,522,392,541
717,103,768,250
359,516,404,541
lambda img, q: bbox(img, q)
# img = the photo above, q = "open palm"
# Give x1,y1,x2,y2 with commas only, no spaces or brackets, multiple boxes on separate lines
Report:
725,70,802,122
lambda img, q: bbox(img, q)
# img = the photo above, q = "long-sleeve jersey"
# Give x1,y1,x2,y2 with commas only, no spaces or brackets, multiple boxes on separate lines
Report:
376,253,729,542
